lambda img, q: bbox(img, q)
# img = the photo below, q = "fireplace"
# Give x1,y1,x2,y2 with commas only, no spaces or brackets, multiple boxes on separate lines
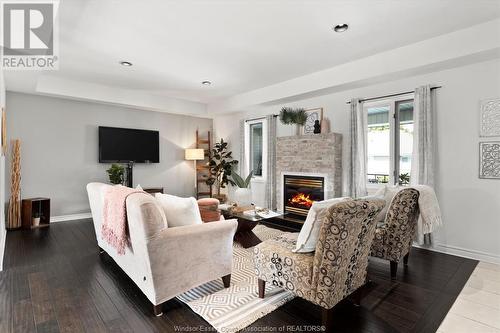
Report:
283,175,325,218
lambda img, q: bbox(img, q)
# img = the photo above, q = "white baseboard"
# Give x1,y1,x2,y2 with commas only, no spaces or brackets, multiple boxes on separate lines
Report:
50,212,92,223
414,242,500,265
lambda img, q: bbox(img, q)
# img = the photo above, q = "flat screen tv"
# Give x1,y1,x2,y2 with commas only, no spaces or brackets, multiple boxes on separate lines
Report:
99,126,159,163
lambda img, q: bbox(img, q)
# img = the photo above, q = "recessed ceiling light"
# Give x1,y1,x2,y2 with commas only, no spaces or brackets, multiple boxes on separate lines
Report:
333,24,349,33
201,80,212,85
119,61,133,66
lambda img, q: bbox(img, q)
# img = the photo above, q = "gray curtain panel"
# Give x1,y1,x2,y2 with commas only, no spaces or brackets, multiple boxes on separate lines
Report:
347,98,368,198
239,119,245,174
411,85,435,186
265,115,277,210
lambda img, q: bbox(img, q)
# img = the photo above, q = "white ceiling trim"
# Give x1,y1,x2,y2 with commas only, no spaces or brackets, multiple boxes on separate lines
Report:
208,19,500,114
35,76,208,118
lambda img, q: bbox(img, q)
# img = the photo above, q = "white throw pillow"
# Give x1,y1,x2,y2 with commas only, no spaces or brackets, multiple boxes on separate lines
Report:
293,197,351,253
373,185,401,222
154,193,203,227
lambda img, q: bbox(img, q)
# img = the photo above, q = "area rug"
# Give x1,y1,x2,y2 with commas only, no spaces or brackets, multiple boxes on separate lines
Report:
176,225,296,333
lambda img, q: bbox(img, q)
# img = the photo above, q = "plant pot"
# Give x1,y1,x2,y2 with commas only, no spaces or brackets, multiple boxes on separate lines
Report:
213,194,227,204
295,125,301,136
234,188,252,207
32,217,40,227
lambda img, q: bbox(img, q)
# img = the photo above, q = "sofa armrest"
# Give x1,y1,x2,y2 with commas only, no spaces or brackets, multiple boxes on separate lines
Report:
145,219,238,300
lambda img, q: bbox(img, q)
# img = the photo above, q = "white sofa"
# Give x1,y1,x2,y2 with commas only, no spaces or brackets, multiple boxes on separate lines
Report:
86,182,238,316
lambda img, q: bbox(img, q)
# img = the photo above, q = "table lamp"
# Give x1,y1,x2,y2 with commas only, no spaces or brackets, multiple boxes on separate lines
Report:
185,148,205,189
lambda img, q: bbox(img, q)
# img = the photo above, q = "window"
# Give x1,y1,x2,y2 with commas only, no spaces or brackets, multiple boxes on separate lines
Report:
249,122,263,176
365,96,414,187
245,118,268,180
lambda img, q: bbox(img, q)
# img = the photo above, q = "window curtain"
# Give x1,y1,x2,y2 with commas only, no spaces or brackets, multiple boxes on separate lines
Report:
347,98,368,198
264,115,277,210
239,120,246,174
411,85,435,186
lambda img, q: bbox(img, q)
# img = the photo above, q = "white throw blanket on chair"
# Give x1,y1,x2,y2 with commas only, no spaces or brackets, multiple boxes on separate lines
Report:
375,185,442,244
411,185,443,244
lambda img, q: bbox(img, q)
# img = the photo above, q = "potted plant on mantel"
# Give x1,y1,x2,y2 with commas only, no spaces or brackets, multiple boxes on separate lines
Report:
279,107,308,135
206,139,238,203
231,170,254,207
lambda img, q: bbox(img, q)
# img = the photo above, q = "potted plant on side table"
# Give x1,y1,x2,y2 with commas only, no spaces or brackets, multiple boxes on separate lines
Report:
231,170,253,207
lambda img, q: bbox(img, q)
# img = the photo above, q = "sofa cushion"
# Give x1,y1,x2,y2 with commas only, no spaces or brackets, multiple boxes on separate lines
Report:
293,197,351,253
155,193,203,227
126,192,168,240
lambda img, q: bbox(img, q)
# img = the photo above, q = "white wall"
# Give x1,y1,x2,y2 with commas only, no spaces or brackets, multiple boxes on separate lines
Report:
6,92,212,217
214,58,500,264
0,70,5,271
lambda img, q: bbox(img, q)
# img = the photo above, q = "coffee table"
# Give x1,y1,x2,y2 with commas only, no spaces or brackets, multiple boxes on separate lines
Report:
221,208,278,248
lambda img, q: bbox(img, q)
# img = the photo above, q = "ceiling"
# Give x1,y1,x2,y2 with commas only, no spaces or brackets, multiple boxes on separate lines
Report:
5,0,500,105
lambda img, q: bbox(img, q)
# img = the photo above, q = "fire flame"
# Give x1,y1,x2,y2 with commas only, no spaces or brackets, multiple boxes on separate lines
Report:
288,193,314,208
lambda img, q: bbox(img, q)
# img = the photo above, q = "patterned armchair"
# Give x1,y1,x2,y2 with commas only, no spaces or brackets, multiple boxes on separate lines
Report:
370,188,420,279
253,199,385,329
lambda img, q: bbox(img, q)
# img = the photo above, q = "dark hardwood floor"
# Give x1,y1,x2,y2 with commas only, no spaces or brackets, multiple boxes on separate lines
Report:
0,219,477,333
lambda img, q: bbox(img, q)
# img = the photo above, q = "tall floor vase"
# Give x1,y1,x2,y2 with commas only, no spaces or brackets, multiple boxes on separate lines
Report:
7,139,21,230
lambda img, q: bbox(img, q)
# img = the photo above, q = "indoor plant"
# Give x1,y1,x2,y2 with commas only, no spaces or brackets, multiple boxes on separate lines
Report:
32,211,41,227
206,138,238,202
106,163,125,185
279,107,308,135
231,170,253,206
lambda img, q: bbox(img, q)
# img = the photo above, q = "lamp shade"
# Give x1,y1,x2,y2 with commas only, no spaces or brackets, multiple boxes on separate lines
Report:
185,148,205,160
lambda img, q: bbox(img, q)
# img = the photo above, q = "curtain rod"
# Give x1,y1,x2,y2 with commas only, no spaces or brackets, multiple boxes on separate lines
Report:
245,114,278,122
345,86,442,104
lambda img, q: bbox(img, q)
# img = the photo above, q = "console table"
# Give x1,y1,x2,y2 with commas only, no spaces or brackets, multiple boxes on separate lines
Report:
143,187,164,195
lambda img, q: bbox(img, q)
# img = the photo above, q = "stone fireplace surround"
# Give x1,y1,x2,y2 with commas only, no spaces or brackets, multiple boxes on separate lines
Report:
276,132,342,213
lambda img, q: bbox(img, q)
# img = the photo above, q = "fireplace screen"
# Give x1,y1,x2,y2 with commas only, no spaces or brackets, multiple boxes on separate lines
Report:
283,175,325,218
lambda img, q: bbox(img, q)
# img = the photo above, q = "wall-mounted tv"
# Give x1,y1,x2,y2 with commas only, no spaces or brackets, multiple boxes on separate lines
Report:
99,126,159,163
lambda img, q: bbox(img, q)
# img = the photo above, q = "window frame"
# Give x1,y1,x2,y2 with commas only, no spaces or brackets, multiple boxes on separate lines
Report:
364,94,414,190
244,118,268,182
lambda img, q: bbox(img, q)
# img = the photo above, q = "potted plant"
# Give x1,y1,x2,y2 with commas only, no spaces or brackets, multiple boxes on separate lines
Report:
106,163,125,185
399,173,410,186
32,211,41,227
231,170,254,207
206,139,238,202
279,107,308,135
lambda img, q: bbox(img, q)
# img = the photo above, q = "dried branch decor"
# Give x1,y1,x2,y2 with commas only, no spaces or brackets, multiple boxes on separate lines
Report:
8,140,21,229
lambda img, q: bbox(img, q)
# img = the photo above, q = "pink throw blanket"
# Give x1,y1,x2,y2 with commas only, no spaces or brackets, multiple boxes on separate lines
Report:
101,185,144,255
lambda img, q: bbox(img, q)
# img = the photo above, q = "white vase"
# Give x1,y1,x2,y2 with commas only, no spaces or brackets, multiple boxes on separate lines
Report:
234,188,252,206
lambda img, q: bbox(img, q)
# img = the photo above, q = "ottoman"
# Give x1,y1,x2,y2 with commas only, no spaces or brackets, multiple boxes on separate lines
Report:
197,198,222,222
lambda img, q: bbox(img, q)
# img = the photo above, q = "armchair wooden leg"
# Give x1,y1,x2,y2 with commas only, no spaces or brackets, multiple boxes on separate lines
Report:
403,252,409,266
153,304,163,317
321,307,334,331
390,261,398,280
222,274,231,288
258,279,266,298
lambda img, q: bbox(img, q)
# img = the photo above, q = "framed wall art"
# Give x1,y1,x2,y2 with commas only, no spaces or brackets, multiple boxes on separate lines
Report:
479,98,500,137
479,141,500,179
301,108,323,135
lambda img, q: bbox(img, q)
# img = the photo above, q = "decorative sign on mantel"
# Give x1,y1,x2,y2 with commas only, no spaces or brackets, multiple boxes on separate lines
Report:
479,98,500,137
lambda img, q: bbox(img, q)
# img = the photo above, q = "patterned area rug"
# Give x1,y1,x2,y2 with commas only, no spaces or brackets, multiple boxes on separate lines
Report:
176,225,295,333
